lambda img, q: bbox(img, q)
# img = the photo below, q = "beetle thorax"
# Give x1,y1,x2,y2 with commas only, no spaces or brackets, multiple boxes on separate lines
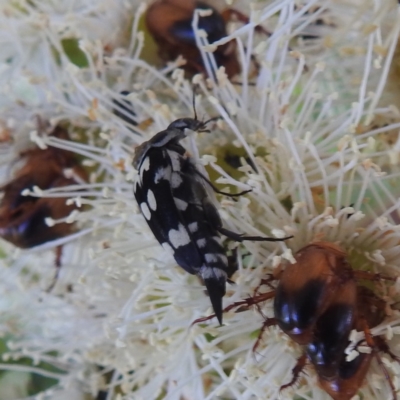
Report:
133,128,187,170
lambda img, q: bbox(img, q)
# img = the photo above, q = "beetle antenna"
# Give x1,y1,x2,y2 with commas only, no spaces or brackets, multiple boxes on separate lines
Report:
203,116,221,125
192,87,198,121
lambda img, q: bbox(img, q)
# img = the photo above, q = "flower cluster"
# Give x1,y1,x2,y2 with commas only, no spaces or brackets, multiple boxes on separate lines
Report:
0,0,400,399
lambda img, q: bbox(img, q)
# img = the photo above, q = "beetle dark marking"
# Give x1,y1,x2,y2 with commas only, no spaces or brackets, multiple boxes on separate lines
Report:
273,242,354,345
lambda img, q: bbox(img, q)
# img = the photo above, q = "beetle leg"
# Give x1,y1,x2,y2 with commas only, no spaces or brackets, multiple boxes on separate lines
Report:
361,318,398,400
252,317,277,353
249,53,262,79
279,353,308,392
46,245,63,292
254,273,279,294
374,336,400,364
374,338,400,399
225,248,239,279
191,290,275,326
218,226,293,242
372,351,398,400
353,270,396,283
194,169,252,197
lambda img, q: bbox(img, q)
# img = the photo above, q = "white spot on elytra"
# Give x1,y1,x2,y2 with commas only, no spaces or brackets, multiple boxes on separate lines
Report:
201,266,227,280
197,238,206,248
205,253,228,264
139,156,150,179
171,172,182,188
174,197,188,211
188,222,198,232
140,202,151,220
147,189,157,211
218,254,228,265
168,224,190,248
211,236,222,245
154,166,171,183
205,253,218,263
167,150,182,172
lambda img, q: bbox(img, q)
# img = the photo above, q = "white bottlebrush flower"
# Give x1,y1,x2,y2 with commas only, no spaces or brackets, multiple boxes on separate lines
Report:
0,1,400,400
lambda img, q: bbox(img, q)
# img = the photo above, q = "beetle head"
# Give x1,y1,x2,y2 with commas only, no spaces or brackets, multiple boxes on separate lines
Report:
167,117,210,133
133,112,221,171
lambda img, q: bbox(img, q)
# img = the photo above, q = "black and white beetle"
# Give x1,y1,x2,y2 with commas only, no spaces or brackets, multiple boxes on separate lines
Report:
133,106,292,324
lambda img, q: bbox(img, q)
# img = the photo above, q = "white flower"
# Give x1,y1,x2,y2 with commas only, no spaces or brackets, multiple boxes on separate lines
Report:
0,1,400,400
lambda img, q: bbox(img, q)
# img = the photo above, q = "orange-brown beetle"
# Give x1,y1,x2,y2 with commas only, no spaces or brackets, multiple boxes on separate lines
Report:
279,246,399,399
273,242,361,391
145,0,266,78
0,125,87,286
193,241,399,399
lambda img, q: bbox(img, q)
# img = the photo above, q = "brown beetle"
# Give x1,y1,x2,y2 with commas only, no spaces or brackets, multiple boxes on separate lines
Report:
273,242,361,390
193,241,399,399
0,125,87,287
278,246,399,399
145,0,268,78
